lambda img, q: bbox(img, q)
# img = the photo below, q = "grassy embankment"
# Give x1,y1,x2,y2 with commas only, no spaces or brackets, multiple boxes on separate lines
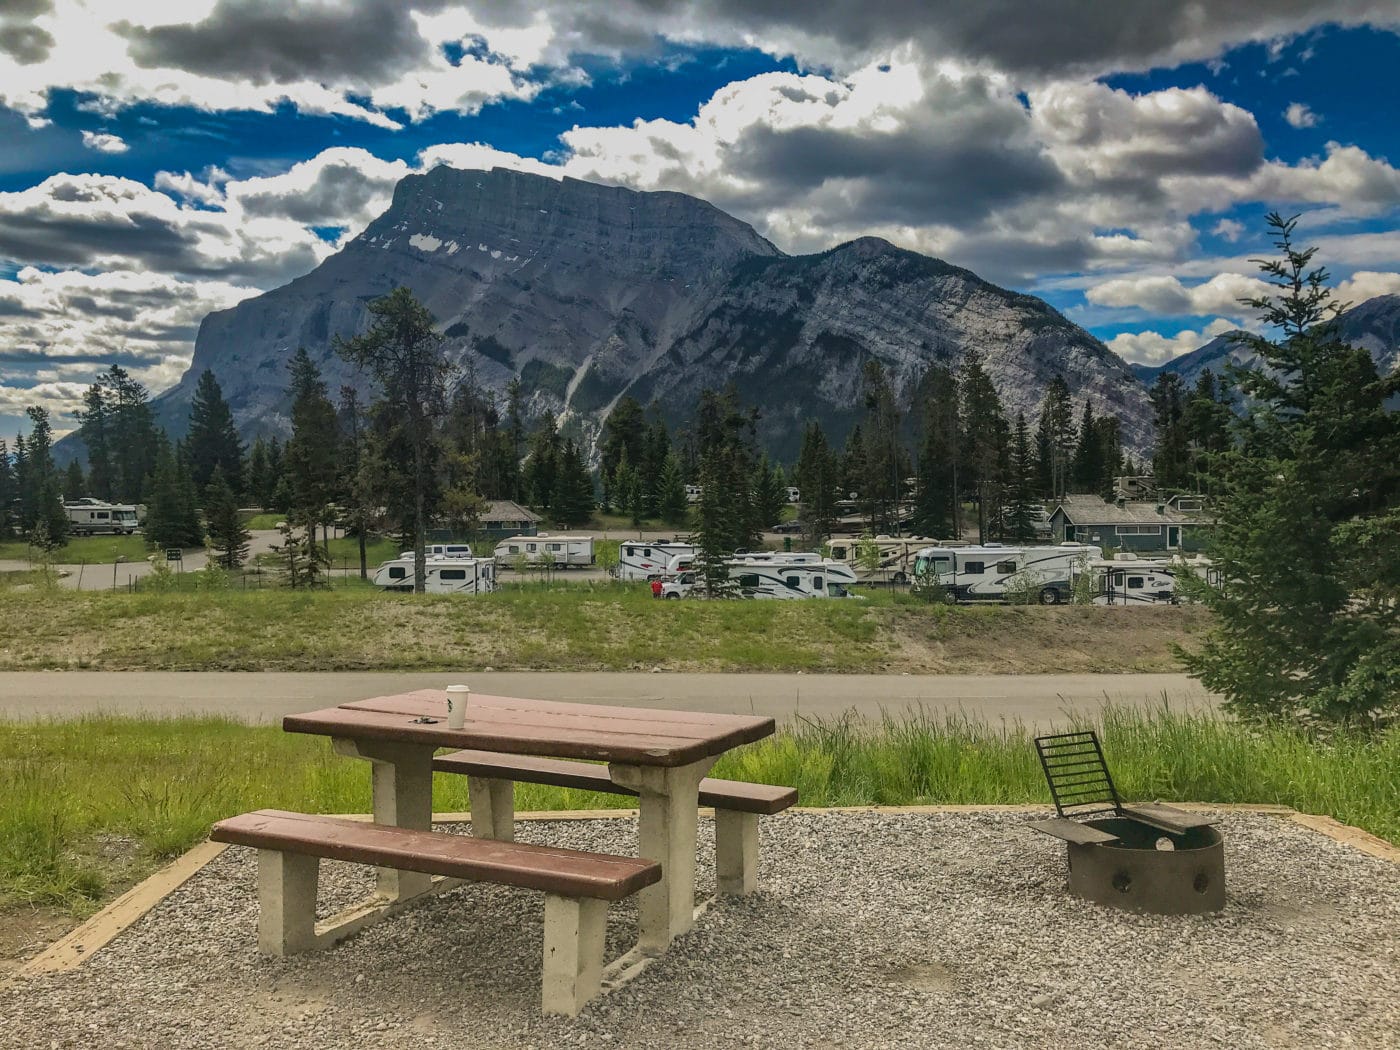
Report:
0,582,1207,673
2,705,1395,916
0,535,155,563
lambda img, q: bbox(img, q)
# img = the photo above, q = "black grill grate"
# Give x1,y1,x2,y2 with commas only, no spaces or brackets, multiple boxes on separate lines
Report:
1034,730,1122,819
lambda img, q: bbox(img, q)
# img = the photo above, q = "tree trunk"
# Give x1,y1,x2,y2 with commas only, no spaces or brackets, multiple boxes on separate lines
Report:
413,418,426,595
358,517,367,580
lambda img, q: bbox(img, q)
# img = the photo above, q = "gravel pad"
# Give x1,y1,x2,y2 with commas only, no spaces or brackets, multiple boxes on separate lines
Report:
3,812,1397,1049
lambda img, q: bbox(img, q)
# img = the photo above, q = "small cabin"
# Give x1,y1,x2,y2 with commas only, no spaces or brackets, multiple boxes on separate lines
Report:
1048,494,1212,553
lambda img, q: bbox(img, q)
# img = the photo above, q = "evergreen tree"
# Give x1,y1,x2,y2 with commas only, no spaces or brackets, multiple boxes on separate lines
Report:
204,465,250,569
335,287,455,594
858,360,903,533
1095,414,1123,497
0,440,14,538
1184,213,1400,724
1035,376,1075,499
1071,401,1102,492
63,460,86,501
656,452,689,526
1183,369,1233,490
522,416,560,511
1150,372,1190,490
144,441,204,549
695,450,738,596
599,396,646,511
611,446,641,526
912,365,959,538
186,369,244,496
19,407,68,544
338,386,373,579
264,437,286,510
105,367,158,503
642,417,671,518
77,384,114,501
504,378,526,503
246,437,272,509
752,454,787,529
550,438,596,527
1006,413,1038,541
795,421,841,543
692,388,761,547
284,348,341,548
270,520,328,589
959,350,1008,541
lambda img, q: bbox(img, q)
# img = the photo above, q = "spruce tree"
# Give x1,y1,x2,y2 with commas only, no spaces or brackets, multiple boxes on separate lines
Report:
247,438,271,509
522,417,560,511
752,454,786,529
550,438,596,527
284,348,341,548
656,452,689,526
1071,401,1102,492
1150,372,1190,491
0,439,14,538
1007,413,1037,541
858,361,903,533
1184,213,1400,724
204,465,250,569
20,407,68,545
63,460,86,501
145,442,204,549
795,421,840,543
105,367,158,502
186,369,244,496
912,365,959,538
77,384,114,501
1035,376,1075,499
959,350,1008,541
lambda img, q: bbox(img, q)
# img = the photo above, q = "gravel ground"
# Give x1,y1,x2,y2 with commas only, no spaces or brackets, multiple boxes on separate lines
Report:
3,811,1397,1050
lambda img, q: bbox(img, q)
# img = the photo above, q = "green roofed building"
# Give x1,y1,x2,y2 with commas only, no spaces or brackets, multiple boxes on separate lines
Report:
1047,494,1212,553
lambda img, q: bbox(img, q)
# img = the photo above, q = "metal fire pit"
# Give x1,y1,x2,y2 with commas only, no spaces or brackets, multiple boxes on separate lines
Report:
1028,731,1226,915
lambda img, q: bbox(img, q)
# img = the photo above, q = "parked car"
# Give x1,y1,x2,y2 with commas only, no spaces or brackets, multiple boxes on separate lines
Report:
770,521,805,534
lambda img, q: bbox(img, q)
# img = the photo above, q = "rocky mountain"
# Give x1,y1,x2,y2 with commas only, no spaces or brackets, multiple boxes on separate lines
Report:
1132,294,1400,392
152,166,1153,461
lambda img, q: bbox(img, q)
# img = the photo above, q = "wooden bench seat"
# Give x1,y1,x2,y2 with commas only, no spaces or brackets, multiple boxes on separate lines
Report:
212,809,660,1015
432,749,798,896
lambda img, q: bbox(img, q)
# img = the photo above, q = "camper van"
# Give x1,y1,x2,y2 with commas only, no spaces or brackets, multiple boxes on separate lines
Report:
911,543,1094,604
659,557,857,600
402,543,473,559
492,534,595,568
1073,554,1218,605
616,540,696,581
827,535,939,583
372,555,496,594
64,498,140,535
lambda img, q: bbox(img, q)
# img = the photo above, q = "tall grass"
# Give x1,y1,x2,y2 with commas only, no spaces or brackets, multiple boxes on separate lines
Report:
2,706,1394,914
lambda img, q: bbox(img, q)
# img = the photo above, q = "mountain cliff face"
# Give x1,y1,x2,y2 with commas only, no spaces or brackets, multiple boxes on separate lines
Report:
1132,294,1400,392
156,166,1153,460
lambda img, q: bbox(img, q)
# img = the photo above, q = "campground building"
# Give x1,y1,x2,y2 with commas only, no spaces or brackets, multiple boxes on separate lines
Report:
477,500,542,540
1047,494,1211,553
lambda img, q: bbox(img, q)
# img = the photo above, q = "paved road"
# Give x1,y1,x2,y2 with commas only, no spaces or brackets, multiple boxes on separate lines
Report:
0,671,1215,727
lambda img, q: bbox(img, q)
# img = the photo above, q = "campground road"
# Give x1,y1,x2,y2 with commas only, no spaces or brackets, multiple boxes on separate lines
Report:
0,671,1215,727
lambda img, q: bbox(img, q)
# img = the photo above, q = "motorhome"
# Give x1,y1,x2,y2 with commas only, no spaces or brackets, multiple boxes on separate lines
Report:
1072,554,1218,605
616,540,696,581
827,535,939,583
785,486,800,503
401,543,473,559
492,533,595,568
659,557,857,600
685,484,702,503
911,543,1094,604
64,498,140,535
371,555,496,594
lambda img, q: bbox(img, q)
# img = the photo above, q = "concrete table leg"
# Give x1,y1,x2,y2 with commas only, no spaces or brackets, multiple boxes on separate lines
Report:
715,810,760,896
541,895,607,1016
257,850,319,956
468,776,515,842
609,757,716,954
333,738,434,901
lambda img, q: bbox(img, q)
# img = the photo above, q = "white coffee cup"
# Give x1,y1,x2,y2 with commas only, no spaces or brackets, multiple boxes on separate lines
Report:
446,684,470,729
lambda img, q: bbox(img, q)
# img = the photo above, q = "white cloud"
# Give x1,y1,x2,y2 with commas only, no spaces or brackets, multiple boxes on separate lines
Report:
1108,318,1239,366
80,130,128,153
1086,271,1271,318
1212,218,1245,241
1284,101,1319,128
1335,270,1400,304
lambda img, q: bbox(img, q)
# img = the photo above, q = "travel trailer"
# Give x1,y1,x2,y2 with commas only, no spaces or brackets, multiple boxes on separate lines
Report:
492,533,595,568
371,555,496,594
786,486,800,503
827,535,939,583
1072,554,1219,606
401,543,474,559
659,557,857,600
911,543,1095,604
685,484,702,503
64,498,140,535
616,540,696,581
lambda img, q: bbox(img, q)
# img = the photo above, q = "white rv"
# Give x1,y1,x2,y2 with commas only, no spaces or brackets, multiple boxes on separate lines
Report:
493,533,595,568
659,557,857,600
685,484,702,503
372,555,496,594
64,498,140,535
616,540,696,581
911,543,1094,604
402,543,473,559
785,486,800,503
1073,554,1218,606
827,535,939,583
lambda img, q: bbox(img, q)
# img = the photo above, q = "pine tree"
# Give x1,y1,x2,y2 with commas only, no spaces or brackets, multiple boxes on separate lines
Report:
144,441,204,549
1070,401,1102,492
0,440,14,539
550,438,596,527
912,365,959,538
858,361,903,533
105,367,158,503
335,287,455,594
795,422,840,543
656,452,689,526
284,348,341,548
338,386,373,579
522,416,560,511
1183,369,1232,490
1184,213,1400,724
186,369,244,496
1150,372,1190,491
1035,376,1075,499
959,350,1008,541
695,450,738,596
63,460,86,501
642,417,671,518
752,454,786,530
204,465,250,569
599,397,647,512
19,407,68,545
1007,413,1037,541
246,438,271,509
77,384,114,501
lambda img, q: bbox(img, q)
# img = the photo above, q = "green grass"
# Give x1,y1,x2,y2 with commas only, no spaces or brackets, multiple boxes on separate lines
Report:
0,534,153,563
241,513,285,530
325,535,400,566
0,583,1208,672
2,706,1393,914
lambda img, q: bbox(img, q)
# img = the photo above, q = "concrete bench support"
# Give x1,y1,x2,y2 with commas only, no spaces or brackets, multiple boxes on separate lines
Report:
333,738,434,901
468,776,515,842
611,756,716,953
542,894,608,1016
715,810,759,896
257,849,319,956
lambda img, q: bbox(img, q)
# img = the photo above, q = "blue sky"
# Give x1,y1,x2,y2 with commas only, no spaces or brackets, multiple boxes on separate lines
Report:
2,2,1399,438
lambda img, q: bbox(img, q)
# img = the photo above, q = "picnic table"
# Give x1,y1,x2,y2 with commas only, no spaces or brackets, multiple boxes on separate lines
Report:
283,689,776,951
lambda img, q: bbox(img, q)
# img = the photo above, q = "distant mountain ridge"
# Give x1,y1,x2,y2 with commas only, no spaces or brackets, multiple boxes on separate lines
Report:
148,166,1155,460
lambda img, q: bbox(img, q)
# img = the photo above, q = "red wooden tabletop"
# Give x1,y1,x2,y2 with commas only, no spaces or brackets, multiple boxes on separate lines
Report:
283,689,775,767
